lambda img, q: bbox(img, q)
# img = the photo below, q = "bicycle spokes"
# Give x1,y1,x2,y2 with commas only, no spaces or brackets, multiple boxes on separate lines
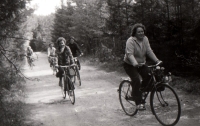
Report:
151,84,181,126
119,80,138,116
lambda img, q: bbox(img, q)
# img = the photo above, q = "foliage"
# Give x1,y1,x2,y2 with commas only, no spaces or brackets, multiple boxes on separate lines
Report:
28,14,54,51
0,0,33,125
50,0,200,76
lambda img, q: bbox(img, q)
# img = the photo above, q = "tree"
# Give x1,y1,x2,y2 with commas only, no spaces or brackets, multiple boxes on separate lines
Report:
0,0,34,125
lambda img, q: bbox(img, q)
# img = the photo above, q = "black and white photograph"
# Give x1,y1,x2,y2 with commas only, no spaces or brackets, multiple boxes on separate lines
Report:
0,0,200,126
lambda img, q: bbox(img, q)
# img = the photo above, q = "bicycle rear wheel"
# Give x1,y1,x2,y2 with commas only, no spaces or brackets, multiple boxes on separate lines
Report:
119,80,138,116
150,84,181,126
61,74,67,99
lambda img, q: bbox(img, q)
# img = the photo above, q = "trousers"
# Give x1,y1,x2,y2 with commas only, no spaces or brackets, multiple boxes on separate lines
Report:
123,62,151,105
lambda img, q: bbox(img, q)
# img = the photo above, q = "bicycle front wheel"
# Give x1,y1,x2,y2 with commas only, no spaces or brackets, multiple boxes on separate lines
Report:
28,58,33,69
119,80,137,116
61,74,67,99
150,84,181,126
68,78,75,104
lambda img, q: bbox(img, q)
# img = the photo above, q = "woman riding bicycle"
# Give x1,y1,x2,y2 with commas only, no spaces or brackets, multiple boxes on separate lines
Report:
55,37,74,87
123,23,161,110
47,43,56,67
26,46,33,57
26,46,33,61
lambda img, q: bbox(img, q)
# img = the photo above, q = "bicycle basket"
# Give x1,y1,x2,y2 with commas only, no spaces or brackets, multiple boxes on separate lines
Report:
69,67,76,76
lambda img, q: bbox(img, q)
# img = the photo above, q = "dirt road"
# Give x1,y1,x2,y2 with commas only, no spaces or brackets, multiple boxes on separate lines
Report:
23,52,200,126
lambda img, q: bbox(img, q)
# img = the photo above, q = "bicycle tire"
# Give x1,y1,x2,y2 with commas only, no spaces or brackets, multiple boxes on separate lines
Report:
119,80,138,116
50,58,57,75
27,57,33,69
61,74,67,99
77,60,81,70
76,66,81,86
52,65,56,75
67,77,75,104
150,84,181,126
73,67,76,84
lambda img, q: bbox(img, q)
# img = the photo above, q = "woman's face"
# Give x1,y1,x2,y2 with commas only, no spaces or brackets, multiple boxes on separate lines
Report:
135,27,144,40
59,40,65,48
70,39,74,44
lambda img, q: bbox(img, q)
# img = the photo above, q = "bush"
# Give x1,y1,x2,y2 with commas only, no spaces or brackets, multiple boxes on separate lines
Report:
171,76,200,95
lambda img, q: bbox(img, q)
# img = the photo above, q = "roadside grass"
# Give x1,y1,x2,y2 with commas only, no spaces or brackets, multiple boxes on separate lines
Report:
81,56,200,95
0,76,28,126
171,76,200,95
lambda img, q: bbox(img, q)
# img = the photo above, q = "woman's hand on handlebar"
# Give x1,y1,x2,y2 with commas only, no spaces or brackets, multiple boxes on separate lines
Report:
156,60,163,65
135,63,145,67
80,53,84,56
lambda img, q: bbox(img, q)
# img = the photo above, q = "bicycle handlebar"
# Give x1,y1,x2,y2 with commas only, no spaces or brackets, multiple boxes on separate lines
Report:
148,61,163,68
57,64,77,68
48,55,57,57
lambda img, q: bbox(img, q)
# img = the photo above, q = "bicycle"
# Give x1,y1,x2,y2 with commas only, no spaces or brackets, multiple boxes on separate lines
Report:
118,61,181,126
74,54,82,70
49,56,57,75
58,64,77,105
26,55,35,69
72,55,82,86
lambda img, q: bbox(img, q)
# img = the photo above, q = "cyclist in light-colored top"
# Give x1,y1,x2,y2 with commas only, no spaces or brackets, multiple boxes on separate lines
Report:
123,23,161,110
47,43,56,67
26,46,33,57
26,46,34,66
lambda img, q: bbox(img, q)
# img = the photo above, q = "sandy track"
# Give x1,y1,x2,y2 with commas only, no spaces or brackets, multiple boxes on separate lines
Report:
23,52,200,126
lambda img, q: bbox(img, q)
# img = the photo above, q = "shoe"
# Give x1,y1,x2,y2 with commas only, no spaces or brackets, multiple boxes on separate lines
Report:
126,95,135,101
137,104,146,110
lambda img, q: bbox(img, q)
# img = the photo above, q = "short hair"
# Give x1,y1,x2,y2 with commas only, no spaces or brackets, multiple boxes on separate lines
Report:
56,37,66,44
27,46,31,49
49,43,54,46
131,23,146,37
69,36,76,41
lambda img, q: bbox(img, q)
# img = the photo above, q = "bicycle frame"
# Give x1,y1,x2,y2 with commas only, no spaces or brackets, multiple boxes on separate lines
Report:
138,61,171,103
119,61,181,125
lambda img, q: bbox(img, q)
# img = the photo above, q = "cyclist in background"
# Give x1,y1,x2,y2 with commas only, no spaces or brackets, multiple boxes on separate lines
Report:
26,46,33,57
68,36,83,70
26,46,34,66
47,43,56,67
55,37,74,87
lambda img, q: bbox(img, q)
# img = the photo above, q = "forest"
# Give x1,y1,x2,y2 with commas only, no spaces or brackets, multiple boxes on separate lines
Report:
34,0,200,77
0,0,200,125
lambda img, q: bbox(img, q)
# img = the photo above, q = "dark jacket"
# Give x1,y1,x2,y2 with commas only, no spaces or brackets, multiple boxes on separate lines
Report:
68,42,82,57
57,46,74,65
